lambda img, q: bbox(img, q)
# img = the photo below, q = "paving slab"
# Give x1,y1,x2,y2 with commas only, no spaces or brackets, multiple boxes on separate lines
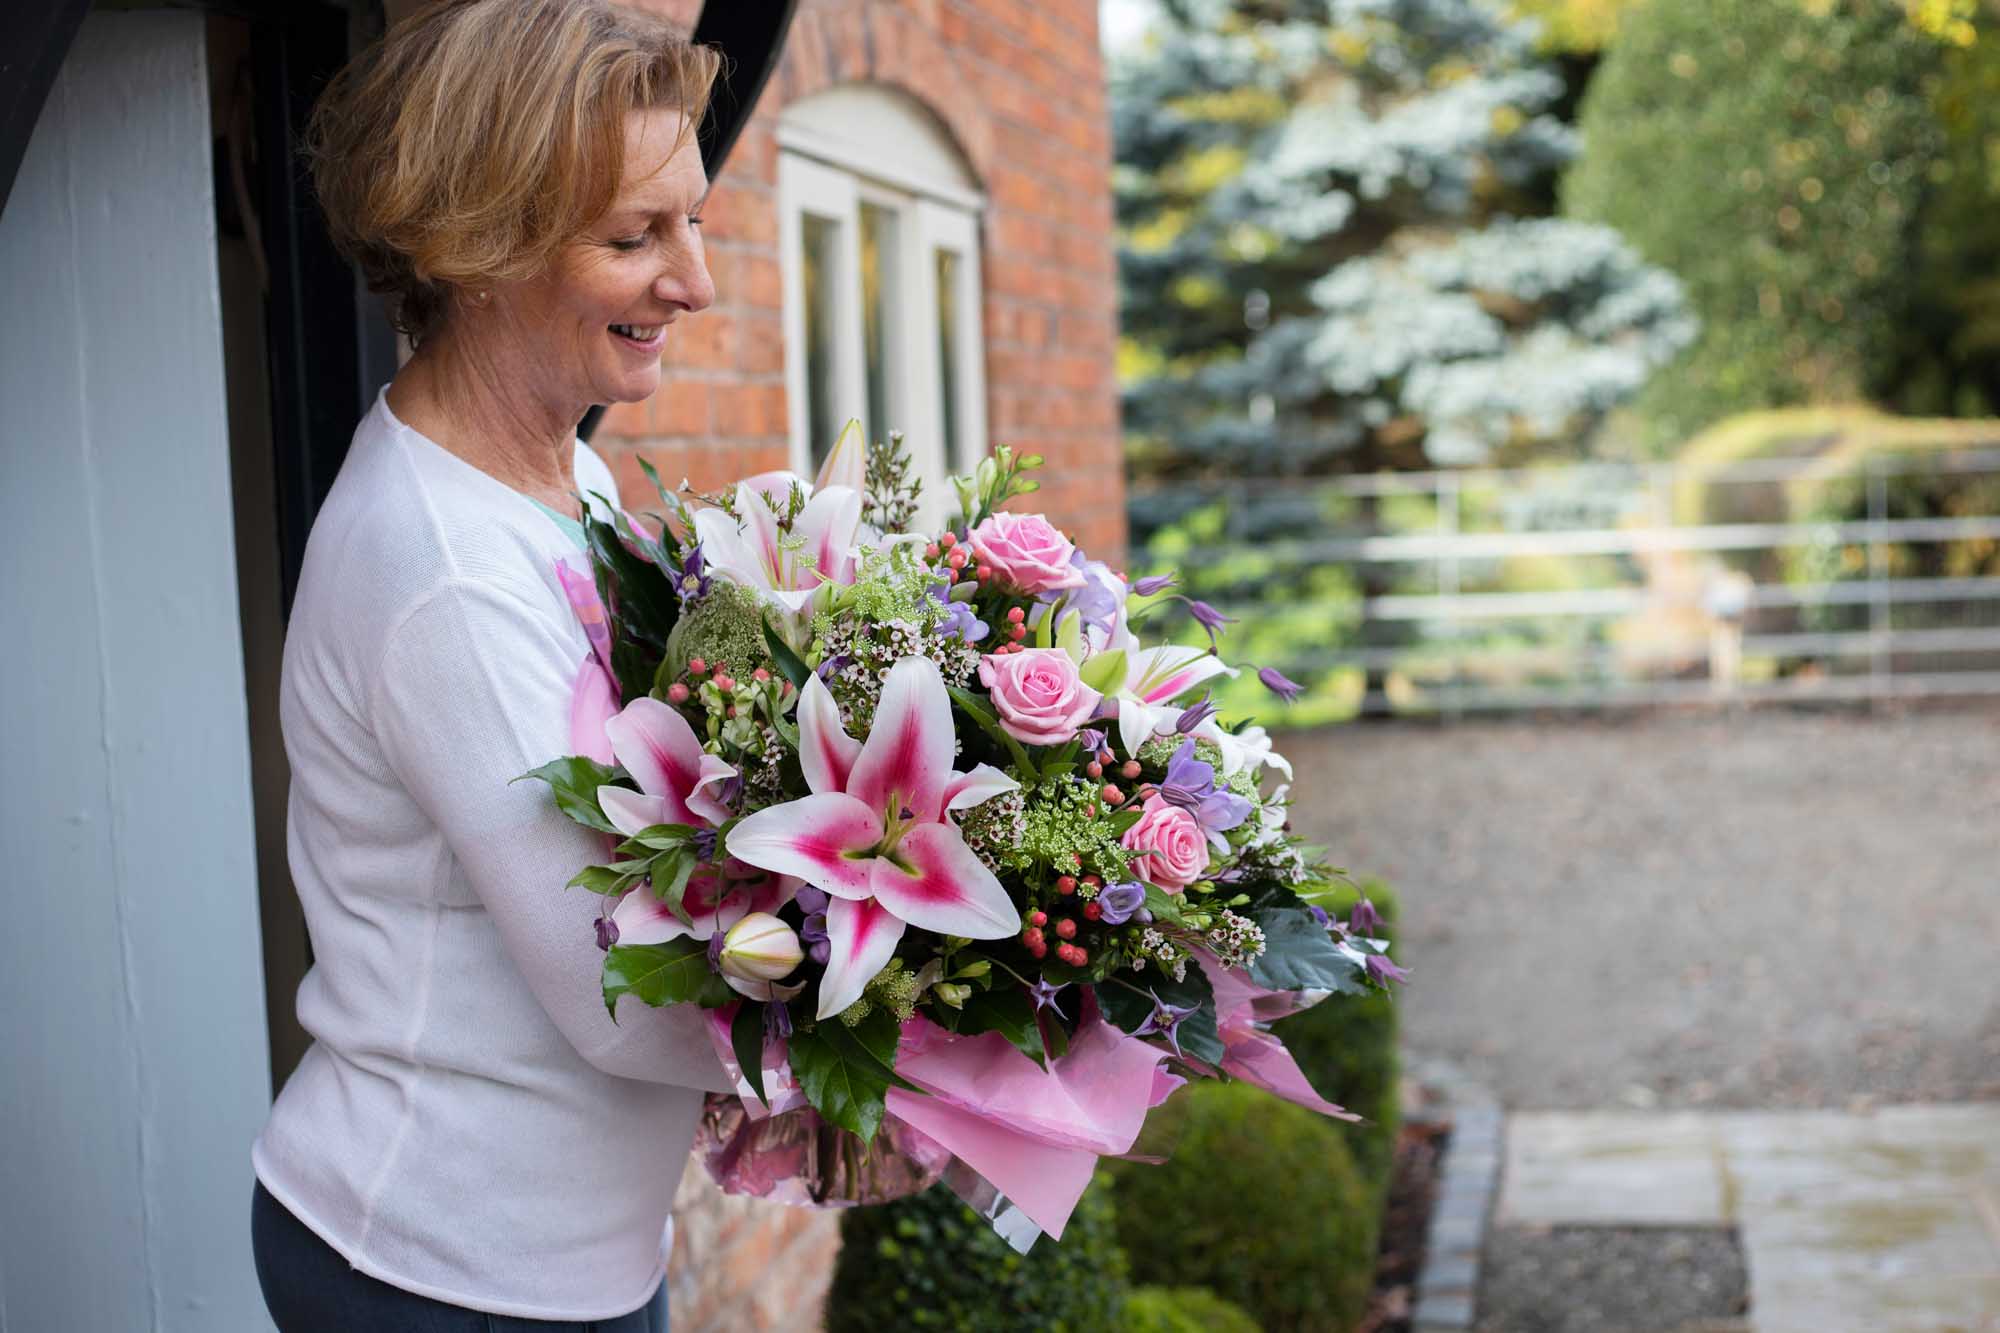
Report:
1494,1105,2000,1333
1500,1111,1728,1226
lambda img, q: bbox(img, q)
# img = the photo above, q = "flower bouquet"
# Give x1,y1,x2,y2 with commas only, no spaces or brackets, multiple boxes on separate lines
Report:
523,426,1404,1247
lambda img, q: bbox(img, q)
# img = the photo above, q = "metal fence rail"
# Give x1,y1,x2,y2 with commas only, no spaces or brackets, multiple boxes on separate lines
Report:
1132,442,2000,714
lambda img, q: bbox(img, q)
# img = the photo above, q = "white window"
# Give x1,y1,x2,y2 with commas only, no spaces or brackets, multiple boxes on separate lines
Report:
778,85,986,521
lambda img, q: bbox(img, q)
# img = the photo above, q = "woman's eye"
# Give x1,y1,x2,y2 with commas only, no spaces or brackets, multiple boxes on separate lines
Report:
688,215,704,229
610,235,647,252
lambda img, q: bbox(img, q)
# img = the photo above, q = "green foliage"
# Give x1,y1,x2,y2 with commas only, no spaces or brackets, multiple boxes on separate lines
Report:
1563,0,1949,447
787,1007,908,1144
1271,880,1403,1195
828,1175,1129,1333
1108,1082,1377,1333
1899,31,2000,418
1124,1285,1265,1333
601,939,731,1016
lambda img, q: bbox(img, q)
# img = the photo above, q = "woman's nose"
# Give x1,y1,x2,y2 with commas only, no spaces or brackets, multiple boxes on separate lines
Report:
658,245,715,315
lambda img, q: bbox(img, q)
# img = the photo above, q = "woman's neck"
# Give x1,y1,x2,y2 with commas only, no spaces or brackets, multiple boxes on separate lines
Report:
387,328,586,518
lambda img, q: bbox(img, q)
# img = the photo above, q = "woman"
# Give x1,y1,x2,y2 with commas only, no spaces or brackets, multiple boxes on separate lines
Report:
251,4,731,1327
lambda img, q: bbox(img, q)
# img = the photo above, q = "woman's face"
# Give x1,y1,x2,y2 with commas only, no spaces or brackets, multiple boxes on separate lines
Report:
497,107,715,408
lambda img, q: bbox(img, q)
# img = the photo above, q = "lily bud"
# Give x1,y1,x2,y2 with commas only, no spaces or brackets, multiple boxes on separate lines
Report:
717,912,803,983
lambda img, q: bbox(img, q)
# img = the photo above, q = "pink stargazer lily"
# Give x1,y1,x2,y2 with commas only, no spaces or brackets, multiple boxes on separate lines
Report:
693,476,864,615
1107,644,1240,757
610,858,797,945
593,696,738,837
726,656,1023,1020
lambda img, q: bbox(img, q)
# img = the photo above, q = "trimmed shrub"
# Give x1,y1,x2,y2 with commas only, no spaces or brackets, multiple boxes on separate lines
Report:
1108,1081,1376,1333
1125,1285,1265,1333
827,1174,1128,1333
1274,878,1403,1195
1562,0,1948,447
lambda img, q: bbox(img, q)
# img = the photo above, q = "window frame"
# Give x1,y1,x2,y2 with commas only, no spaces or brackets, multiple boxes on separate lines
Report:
776,115,986,523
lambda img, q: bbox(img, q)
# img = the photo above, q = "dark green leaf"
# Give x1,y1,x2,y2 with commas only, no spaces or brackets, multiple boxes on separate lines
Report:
1142,885,1186,925
567,864,637,895
630,823,697,850
583,503,680,657
947,685,1034,774
953,985,1047,1068
731,1002,769,1106
1108,808,1145,837
602,939,730,1017
788,1024,895,1144
1247,907,1369,996
761,616,812,691
649,847,699,921
1094,959,1225,1067
514,756,620,834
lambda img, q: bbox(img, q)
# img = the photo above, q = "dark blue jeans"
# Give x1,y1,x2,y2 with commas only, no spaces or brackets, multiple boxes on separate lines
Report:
252,1181,669,1332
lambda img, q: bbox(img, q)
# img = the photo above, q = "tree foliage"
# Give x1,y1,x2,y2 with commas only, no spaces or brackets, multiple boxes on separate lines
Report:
1115,0,1695,483
1561,0,1987,446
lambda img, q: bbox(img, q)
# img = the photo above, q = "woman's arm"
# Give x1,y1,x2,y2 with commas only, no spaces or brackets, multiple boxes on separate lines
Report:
373,574,734,1093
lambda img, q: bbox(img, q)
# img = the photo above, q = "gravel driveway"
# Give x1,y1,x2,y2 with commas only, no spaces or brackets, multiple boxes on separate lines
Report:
1280,706,2000,1110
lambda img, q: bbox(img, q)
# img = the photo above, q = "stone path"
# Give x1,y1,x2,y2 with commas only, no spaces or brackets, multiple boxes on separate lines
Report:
1497,1105,2000,1332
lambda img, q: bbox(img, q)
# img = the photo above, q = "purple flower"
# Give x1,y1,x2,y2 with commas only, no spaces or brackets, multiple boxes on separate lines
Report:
706,933,728,969
1158,740,1252,843
1132,992,1202,1060
1174,694,1218,734
799,905,831,965
930,581,989,644
1257,666,1304,703
1348,897,1382,936
667,544,712,604
794,886,829,915
1095,881,1148,925
1365,953,1411,987
1182,598,1236,649
764,1001,794,1040
1077,727,1107,755
1131,572,1177,597
595,915,620,952
1306,904,1331,930
1027,977,1068,1013
692,826,719,862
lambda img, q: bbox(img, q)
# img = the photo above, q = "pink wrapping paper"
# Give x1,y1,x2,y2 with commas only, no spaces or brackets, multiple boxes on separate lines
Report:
555,557,619,765
692,1005,1183,1239
1203,950,1358,1122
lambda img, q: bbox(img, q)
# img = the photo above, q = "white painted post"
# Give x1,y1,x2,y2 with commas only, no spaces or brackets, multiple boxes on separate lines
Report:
0,15,274,1329
1867,456,1891,702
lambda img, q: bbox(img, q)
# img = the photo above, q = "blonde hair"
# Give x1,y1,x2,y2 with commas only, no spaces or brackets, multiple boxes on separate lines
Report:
307,0,720,344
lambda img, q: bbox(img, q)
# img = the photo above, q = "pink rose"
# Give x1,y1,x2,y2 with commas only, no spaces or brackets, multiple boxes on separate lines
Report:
977,649,1102,746
1122,794,1209,892
967,512,1087,595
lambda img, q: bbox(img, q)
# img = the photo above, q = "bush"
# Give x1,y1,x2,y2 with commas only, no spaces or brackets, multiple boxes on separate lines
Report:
1563,0,1948,446
1274,878,1403,1195
827,1174,1128,1333
1124,1285,1264,1333
1108,1081,1376,1333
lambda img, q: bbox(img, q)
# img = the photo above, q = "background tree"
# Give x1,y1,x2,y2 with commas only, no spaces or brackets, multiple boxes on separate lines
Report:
1561,0,1997,448
1114,0,1694,718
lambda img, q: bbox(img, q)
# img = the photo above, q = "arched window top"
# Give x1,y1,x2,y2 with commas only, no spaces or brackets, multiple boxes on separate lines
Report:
778,83,982,210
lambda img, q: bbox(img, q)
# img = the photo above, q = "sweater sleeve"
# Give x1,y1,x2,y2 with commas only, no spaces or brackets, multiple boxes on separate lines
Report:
372,575,734,1093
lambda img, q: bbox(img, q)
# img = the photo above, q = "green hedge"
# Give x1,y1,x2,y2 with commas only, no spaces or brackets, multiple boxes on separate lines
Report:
827,1174,1128,1333
1124,1285,1264,1333
1276,878,1403,1195
1563,0,1947,447
1107,1081,1377,1333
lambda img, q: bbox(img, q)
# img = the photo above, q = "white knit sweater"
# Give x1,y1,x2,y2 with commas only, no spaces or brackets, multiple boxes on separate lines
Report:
253,389,732,1320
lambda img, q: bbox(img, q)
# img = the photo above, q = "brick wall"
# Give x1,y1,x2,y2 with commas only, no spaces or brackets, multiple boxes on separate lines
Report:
606,4,1123,1328
602,0,1127,564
